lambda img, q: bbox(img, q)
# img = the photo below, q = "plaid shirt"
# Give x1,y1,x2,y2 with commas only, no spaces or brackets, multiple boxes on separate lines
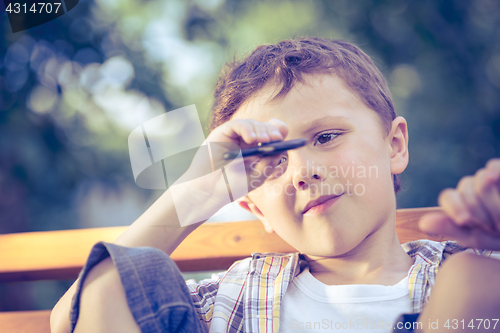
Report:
186,240,499,333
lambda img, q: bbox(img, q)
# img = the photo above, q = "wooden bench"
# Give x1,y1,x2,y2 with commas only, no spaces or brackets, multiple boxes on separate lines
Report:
0,207,444,333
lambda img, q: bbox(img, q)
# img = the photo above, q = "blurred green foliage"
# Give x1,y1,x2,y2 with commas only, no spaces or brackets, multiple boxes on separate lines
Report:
0,0,499,311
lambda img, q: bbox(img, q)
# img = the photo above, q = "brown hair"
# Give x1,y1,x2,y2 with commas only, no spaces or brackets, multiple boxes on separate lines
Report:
209,37,401,192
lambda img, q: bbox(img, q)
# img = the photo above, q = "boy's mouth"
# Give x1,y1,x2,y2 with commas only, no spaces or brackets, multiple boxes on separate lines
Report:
302,193,343,215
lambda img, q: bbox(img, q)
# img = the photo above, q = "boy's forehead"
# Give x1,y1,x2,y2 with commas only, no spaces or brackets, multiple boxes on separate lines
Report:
232,83,281,121
232,74,363,122
231,73,388,139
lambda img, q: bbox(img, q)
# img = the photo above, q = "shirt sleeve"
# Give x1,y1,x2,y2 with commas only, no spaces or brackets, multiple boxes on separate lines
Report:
441,241,500,261
186,271,226,325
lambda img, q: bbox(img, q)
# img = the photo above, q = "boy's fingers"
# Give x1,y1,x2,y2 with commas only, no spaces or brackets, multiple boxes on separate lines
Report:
485,158,500,176
438,188,474,227
419,212,471,240
208,118,290,193
474,165,500,231
219,119,258,144
260,122,282,141
268,118,289,139
456,175,496,232
246,119,287,143
246,119,271,142
216,118,289,147
419,213,500,250
217,119,285,145
250,119,288,143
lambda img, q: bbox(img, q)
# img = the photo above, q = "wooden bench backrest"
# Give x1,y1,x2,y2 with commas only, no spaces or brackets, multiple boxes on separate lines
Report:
0,207,444,332
0,207,444,283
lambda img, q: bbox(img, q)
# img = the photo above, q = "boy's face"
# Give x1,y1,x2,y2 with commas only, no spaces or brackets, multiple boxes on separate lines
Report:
233,74,408,257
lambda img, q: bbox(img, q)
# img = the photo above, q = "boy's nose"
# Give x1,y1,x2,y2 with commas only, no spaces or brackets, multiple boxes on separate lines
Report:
295,174,322,190
290,155,327,191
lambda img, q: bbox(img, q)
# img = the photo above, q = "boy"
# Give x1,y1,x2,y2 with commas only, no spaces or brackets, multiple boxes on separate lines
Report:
51,37,500,333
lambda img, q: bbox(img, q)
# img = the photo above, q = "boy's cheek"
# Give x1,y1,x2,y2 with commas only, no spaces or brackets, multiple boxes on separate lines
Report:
332,156,392,197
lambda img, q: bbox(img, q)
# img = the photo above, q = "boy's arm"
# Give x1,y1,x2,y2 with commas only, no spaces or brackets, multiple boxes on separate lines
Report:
50,118,289,333
111,117,289,253
50,188,204,333
419,158,500,251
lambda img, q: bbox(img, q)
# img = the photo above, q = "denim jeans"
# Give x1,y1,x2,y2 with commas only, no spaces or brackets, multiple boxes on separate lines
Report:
70,242,208,333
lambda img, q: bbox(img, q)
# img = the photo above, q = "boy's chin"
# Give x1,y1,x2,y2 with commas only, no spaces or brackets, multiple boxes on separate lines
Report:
299,238,366,258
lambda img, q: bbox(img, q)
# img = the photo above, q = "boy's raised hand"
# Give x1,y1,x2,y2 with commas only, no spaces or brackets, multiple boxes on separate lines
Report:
164,118,288,228
208,118,288,152
419,158,500,250
199,118,288,192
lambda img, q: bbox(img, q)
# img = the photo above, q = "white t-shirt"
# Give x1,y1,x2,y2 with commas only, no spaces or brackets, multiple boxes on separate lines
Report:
279,267,412,332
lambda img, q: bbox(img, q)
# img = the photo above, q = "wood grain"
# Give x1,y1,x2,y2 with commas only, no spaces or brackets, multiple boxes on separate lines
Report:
0,207,444,282
0,310,51,333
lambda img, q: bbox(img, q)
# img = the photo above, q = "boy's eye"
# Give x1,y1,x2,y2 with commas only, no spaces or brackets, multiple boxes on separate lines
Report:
314,131,341,146
263,156,288,182
277,156,287,165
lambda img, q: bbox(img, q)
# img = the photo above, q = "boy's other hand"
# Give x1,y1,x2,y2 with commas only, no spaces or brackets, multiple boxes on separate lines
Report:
418,158,500,251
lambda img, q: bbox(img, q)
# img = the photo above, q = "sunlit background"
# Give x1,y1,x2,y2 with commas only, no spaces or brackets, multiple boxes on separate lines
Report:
1,0,499,311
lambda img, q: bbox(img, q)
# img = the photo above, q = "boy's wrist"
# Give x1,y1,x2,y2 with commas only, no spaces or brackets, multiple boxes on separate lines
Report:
169,170,232,227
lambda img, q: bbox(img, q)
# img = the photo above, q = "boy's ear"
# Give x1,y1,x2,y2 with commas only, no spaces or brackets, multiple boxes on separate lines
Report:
388,116,409,175
237,197,275,233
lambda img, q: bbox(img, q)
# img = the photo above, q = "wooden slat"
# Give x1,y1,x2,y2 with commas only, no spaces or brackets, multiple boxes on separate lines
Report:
0,207,443,283
0,310,51,333
0,227,126,283
0,222,295,282
396,207,445,244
